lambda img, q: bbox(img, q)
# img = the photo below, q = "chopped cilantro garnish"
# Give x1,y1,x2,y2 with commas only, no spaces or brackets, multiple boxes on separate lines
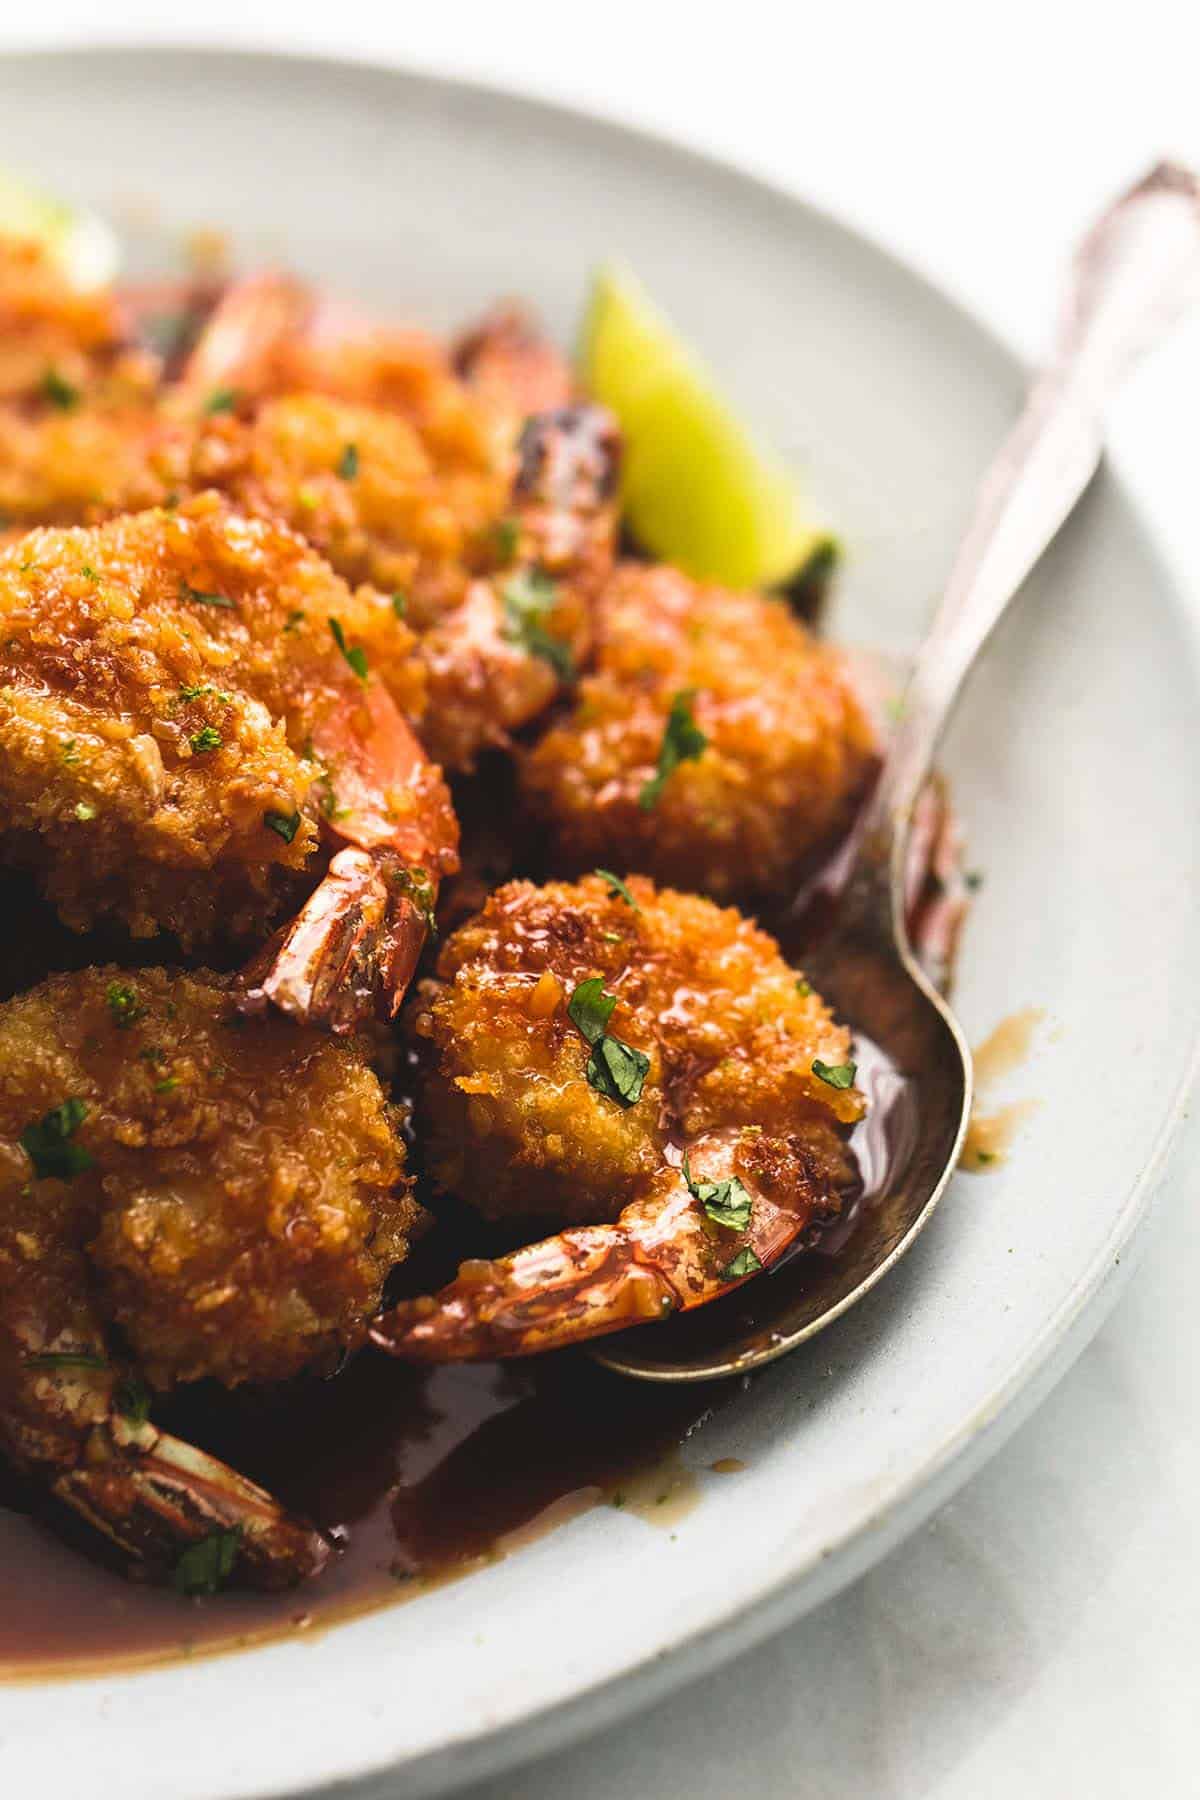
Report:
329,617,368,681
177,682,230,704
105,982,142,1029
42,368,80,411
721,1247,763,1282
283,609,304,634
61,738,79,765
205,386,238,415
391,591,408,619
595,870,640,911
337,442,359,480
180,581,235,610
639,690,707,810
173,1527,242,1597
154,1077,180,1094
190,725,223,754
264,809,301,844
681,1150,753,1231
115,1376,152,1425
567,976,617,1045
812,1058,857,1090
80,565,100,584
493,516,520,561
501,570,574,679
795,978,812,997
389,864,438,936
26,1350,107,1371
20,1098,92,1180
585,1034,649,1109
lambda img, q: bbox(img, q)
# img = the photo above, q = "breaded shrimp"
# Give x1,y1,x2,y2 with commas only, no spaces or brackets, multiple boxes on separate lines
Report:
0,498,458,1027
372,876,863,1360
0,964,419,1584
520,563,878,903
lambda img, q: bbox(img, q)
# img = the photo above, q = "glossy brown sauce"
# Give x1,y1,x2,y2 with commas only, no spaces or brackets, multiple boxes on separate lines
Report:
0,741,926,1678
961,1007,1044,1172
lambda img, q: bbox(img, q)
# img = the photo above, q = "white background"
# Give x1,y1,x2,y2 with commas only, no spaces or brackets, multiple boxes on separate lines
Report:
6,6,1200,1796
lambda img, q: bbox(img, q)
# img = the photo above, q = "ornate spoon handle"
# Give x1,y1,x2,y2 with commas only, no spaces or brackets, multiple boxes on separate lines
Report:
862,162,1200,912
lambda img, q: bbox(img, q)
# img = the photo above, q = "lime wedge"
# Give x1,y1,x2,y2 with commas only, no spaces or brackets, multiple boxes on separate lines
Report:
579,262,831,590
0,168,118,290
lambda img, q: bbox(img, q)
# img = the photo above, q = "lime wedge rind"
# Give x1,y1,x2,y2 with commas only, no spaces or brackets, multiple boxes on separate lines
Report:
579,261,829,589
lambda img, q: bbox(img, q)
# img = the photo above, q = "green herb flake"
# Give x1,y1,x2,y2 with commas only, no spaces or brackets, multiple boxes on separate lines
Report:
329,617,368,681
389,864,438,937
795,978,812,997
74,800,97,821
115,1376,152,1425
391,591,408,619
585,1033,650,1109
105,982,143,1030
42,368,80,411
337,442,359,480
173,1527,242,1597
965,870,985,893
639,690,707,810
20,1098,92,1180
493,516,520,561
180,581,235,610
501,570,574,679
80,564,100,584
595,869,640,911
283,610,304,635
177,682,230,704
154,1077,180,1094
812,1058,857,1091
205,386,239,415
263,809,301,845
681,1149,754,1232
138,1046,165,1065
567,976,617,1045
26,1350,107,1372
721,1247,763,1282
60,738,79,765
189,725,223,755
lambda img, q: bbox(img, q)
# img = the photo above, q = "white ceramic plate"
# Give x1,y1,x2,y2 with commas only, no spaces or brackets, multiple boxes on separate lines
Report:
2,47,1199,1800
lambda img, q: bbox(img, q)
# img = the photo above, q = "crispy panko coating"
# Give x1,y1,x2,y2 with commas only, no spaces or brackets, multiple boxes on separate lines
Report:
410,874,863,1227
0,238,154,407
0,966,418,1388
0,494,443,946
520,563,878,902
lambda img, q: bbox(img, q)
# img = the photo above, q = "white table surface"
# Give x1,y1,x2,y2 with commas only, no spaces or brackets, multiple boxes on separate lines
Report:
6,7,1200,1795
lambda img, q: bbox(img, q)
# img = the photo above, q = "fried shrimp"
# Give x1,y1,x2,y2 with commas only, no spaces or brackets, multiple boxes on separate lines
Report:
0,497,458,1025
520,563,878,902
371,875,863,1360
0,964,419,1585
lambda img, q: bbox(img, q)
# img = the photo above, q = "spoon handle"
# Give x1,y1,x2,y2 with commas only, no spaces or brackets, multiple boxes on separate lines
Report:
868,161,1200,883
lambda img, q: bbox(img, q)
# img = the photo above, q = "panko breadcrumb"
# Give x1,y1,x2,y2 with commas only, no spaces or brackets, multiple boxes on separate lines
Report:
409,874,863,1227
0,495,447,946
0,965,420,1388
520,563,877,902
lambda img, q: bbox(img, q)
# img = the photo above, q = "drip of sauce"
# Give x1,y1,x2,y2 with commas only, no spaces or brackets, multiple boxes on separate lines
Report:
962,1007,1044,1173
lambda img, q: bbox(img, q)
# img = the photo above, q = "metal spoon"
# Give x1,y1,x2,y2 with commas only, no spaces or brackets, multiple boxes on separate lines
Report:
597,160,1200,1383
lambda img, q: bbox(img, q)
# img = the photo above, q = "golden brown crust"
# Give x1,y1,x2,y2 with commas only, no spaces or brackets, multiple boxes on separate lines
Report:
0,495,444,945
520,563,878,902
0,965,418,1388
410,874,863,1226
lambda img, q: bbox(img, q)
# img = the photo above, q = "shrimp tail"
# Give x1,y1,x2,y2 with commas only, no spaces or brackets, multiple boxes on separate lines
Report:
55,1415,330,1588
240,847,428,1034
370,1160,820,1363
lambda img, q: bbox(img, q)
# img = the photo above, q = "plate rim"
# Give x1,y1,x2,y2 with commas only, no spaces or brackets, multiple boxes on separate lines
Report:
1,43,1198,1800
